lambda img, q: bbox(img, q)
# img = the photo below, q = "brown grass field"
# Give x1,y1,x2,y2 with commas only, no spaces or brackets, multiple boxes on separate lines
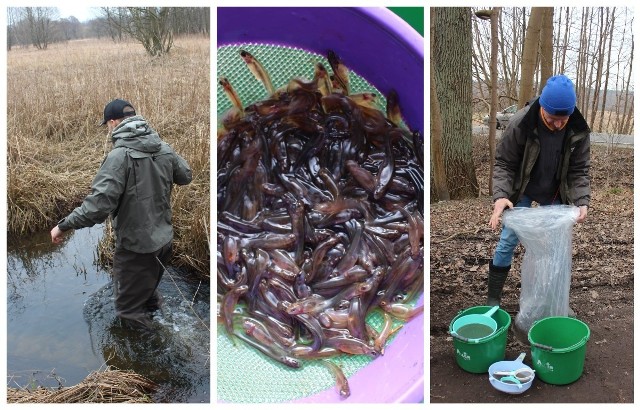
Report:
7,36,210,278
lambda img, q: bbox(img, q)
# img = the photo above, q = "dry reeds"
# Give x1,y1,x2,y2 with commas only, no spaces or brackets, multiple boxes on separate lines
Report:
7,36,210,278
7,367,158,403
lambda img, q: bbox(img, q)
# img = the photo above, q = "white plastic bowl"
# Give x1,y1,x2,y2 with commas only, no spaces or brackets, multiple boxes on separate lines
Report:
488,353,535,395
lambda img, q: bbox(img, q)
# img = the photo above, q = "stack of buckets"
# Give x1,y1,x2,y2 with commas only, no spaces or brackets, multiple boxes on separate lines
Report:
449,306,590,385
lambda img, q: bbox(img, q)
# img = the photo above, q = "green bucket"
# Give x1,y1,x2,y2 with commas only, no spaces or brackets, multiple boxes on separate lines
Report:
528,316,590,385
449,306,511,373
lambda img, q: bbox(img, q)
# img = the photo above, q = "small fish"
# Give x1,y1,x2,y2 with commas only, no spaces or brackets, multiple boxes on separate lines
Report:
373,138,395,200
350,92,378,109
374,312,394,355
290,345,339,359
243,317,278,346
221,284,248,345
240,232,297,251
326,335,378,357
395,206,423,260
322,360,351,399
327,50,350,95
319,308,349,328
314,62,333,96
240,49,275,95
347,296,367,340
222,236,238,276
386,89,413,131
386,89,403,126
219,77,243,113
386,89,415,144
381,302,424,321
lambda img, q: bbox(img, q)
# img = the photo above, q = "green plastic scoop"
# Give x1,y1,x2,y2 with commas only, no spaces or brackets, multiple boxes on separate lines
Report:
450,305,500,342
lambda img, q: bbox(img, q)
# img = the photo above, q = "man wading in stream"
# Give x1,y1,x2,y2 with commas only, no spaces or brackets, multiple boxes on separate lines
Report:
487,75,591,314
50,99,192,330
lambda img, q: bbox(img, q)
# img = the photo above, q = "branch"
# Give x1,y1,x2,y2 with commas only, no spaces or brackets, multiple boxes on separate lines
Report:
432,227,483,243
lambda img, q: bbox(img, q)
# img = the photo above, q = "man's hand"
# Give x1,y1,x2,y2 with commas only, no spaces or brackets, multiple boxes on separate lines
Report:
489,198,514,230
576,205,588,223
50,225,67,244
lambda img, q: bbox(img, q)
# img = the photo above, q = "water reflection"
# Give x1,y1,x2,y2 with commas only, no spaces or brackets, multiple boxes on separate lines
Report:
7,226,210,403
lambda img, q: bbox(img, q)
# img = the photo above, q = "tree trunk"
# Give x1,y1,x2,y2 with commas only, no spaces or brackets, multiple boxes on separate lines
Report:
430,8,450,202
433,7,478,199
518,8,545,108
538,8,554,92
488,8,500,196
598,8,615,132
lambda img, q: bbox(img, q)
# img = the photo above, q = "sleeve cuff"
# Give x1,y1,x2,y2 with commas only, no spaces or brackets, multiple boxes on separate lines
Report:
58,218,71,232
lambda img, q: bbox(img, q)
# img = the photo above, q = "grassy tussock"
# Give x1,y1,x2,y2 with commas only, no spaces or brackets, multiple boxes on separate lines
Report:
7,37,210,278
7,367,157,403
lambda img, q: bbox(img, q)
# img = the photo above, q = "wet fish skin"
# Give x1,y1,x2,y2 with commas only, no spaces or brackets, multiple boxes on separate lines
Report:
221,284,249,344
219,77,244,112
239,49,275,95
322,360,351,399
327,50,350,95
374,312,394,355
314,62,333,97
380,302,424,322
325,335,378,357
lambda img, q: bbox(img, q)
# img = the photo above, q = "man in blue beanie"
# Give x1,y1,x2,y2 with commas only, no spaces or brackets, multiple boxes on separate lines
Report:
486,74,591,313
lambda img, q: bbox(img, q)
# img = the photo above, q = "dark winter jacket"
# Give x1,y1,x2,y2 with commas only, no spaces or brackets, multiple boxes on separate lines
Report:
58,116,192,253
492,98,591,207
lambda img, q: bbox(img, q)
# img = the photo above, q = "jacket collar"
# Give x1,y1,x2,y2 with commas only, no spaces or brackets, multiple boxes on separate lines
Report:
520,98,591,136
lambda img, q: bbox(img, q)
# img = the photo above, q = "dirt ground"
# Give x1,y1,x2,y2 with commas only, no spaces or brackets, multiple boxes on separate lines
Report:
429,135,634,403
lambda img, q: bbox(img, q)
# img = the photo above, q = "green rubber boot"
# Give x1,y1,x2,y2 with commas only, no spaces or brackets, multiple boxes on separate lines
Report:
487,262,510,306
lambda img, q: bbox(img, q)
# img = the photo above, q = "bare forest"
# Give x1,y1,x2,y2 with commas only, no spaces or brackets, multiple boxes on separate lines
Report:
472,7,634,135
7,7,210,55
430,7,633,404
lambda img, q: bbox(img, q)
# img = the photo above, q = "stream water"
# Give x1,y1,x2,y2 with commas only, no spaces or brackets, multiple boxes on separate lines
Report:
7,225,210,403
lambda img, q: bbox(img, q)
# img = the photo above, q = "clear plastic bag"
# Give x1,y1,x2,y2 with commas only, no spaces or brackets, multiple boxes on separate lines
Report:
503,205,579,334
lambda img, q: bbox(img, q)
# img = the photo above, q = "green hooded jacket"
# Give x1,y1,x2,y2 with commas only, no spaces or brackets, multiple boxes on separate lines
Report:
58,116,192,253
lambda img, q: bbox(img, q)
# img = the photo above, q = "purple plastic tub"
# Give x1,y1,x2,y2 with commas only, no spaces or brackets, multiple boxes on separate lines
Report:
293,295,424,403
217,7,424,135
217,7,424,403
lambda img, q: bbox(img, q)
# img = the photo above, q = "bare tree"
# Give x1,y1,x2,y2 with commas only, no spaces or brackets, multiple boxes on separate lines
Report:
7,8,20,51
472,7,633,135
488,8,500,196
538,8,554,92
432,7,478,199
101,7,174,56
430,8,450,202
597,8,616,131
518,8,545,108
58,16,81,41
170,7,210,35
24,7,57,50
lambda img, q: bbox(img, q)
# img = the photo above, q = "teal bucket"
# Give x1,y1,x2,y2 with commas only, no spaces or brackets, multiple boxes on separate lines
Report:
528,316,590,385
449,306,511,373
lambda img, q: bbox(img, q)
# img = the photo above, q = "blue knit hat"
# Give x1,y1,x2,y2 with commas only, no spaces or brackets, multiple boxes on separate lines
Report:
539,75,576,116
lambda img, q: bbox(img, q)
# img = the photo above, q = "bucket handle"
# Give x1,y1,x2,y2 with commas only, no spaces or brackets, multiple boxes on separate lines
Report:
531,342,554,351
532,335,590,353
450,331,479,344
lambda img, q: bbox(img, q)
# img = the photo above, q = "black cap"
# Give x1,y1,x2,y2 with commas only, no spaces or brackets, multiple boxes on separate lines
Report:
101,99,136,125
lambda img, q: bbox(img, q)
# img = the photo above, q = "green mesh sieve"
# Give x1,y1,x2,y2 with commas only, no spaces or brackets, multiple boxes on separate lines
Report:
217,43,419,403
217,309,406,403
217,44,387,119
